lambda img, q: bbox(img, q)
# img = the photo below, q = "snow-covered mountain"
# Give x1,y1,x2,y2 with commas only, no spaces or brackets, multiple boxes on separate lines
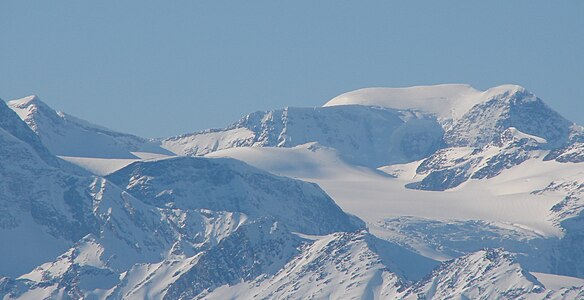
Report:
0,98,98,276
170,84,584,278
8,95,172,159
162,85,577,170
4,83,584,299
443,86,572,148
323,84,581,191
410,127,547,191
162,105,444,167
105,156,360,235
0,97,382,299
401,248,584,300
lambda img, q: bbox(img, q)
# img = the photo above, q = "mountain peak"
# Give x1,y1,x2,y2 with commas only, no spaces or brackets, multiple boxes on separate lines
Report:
8,94,57,119
445,84,570,148
323,84,539,122
0,98,60,167
7,95,59,135
481,84,534,103
6,95,173,159
8,95,47,109
487,84,526,94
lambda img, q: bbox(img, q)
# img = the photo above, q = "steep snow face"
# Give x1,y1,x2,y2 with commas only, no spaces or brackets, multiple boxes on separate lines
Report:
106,156,360,235
8,95,172,159
402,249,546,299
323,84,483,121
11,178,248,281
163,105,445,167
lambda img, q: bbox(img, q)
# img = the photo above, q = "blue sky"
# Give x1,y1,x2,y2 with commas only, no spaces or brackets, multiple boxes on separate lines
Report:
1,1,583,137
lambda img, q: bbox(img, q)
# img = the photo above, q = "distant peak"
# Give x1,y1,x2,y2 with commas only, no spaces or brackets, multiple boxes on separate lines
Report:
8,95,48,109
8,95,41,107
493,84,526,92
323,83,541,120
7,95,61,133
481,84,531,100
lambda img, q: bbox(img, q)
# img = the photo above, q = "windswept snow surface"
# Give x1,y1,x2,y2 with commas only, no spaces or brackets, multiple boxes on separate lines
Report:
324,84,483,120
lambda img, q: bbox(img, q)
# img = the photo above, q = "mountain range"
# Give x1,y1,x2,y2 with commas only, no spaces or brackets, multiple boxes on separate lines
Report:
2,84,584,299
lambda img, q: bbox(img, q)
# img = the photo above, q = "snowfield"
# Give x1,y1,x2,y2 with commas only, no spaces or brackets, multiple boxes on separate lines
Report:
207,144,571,238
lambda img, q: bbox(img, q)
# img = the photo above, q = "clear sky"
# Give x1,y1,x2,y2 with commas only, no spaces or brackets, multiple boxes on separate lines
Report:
1,1,583,138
